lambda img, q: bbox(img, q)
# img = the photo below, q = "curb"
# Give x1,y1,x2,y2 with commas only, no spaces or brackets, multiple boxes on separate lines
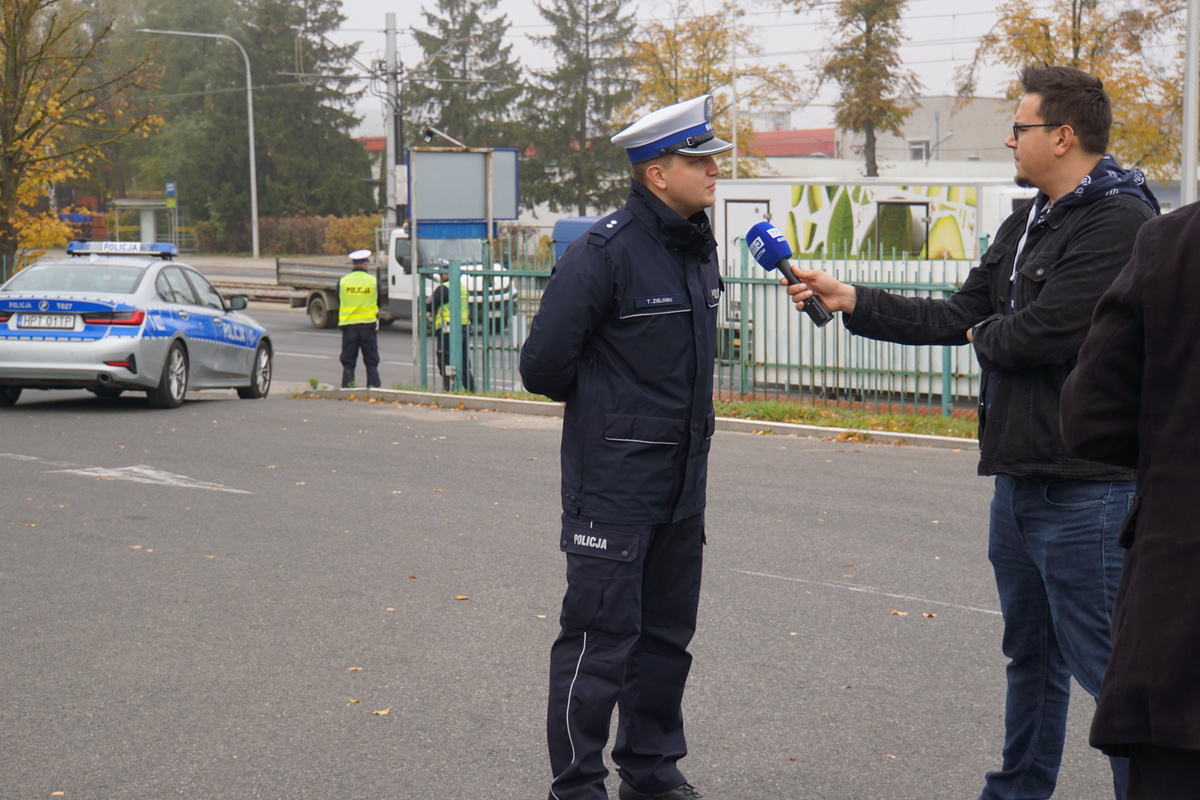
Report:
291,387,978,451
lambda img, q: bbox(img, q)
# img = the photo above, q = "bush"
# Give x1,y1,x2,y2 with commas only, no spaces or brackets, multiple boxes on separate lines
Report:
324,215,380,256
194,220,231,253
259,215,332,255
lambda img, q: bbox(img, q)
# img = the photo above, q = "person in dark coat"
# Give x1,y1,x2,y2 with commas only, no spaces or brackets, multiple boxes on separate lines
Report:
519,95,730,800
1061,200,1200,798
781,66,1160,800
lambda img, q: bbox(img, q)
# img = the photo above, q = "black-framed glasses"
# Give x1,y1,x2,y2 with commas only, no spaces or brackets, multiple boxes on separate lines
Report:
1012,123,1063,139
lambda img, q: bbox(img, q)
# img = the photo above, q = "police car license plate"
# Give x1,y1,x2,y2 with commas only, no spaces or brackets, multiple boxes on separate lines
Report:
18,313,75,329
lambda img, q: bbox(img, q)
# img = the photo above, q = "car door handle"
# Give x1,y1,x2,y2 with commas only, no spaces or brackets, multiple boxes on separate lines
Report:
179,311,189,320
213,319,224,326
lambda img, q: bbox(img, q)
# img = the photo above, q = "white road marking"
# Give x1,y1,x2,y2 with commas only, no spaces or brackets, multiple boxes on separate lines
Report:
276,351,331,359
1,453,251,494
733,569,1002,616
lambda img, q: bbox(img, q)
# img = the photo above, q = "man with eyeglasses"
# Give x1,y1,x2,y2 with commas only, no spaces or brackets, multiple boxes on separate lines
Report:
782,66,1160,799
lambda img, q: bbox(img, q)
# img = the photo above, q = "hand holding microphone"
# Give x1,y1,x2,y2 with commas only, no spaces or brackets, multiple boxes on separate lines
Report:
746,222,835,327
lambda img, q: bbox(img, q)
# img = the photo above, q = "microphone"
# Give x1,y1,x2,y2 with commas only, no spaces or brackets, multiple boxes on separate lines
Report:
746,222,834,327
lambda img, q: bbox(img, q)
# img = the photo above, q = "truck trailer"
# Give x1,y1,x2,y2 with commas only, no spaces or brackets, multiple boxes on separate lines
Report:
711,177,1035,275
276,229,516,332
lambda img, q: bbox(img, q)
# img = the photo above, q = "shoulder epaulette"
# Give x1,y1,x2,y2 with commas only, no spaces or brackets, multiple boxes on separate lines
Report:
587,211,631,244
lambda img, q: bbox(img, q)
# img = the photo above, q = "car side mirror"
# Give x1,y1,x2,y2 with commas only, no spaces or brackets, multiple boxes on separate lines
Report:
228,295,248,311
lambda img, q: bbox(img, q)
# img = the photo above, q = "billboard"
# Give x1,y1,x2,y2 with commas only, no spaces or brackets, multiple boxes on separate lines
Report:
407,148,519,222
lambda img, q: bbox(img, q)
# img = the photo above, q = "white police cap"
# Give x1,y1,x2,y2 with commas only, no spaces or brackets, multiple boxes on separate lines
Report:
349,249,371,262
611,95,734,164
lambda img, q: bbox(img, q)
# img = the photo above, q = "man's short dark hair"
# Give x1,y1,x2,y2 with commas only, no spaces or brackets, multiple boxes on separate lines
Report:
1019,65,1111,155
630,153,676,185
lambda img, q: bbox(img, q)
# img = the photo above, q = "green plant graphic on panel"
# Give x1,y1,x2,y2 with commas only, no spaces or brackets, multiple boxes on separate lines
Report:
785,182,976,259
827,191,855,256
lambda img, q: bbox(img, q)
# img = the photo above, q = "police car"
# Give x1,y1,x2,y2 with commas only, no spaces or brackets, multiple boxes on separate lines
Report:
0,241,272,408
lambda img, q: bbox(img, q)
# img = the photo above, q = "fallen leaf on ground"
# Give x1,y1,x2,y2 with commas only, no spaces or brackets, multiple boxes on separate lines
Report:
373,707,391,715
455,595,470,601
891,610,908,616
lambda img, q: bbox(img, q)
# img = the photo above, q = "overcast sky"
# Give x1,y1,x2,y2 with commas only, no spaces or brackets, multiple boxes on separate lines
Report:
327,0,1014,138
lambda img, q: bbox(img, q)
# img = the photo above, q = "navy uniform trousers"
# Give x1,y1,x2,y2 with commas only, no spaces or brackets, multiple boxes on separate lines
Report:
547,512,705,800
339,322,380,388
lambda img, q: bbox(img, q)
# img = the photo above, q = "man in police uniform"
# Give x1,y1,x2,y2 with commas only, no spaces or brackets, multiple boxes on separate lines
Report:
337,249,381,388
426,267,477,392
520,95,731,800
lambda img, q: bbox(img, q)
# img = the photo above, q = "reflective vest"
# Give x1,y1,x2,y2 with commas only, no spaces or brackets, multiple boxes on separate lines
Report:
338,268,378,325
433,279,470,329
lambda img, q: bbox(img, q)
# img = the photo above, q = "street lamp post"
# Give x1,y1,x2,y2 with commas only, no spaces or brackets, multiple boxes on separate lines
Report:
139,29,260,258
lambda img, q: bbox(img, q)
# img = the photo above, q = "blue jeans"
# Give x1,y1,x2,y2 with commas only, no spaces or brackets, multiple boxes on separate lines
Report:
981,475,1134,800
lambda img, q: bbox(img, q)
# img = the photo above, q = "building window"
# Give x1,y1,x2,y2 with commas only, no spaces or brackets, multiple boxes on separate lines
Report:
909,139,931,161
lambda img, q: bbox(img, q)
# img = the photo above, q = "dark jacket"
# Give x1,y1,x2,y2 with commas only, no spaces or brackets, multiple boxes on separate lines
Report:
847,185,1153,478
519,182,721,524
1061,201,1200,755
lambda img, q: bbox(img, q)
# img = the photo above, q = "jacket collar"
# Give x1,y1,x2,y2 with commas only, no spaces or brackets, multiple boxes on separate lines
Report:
627,181,716,258
1035,155,1161,228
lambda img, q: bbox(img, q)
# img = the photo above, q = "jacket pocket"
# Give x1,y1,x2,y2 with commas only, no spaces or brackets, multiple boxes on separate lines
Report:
1117,494,1140,548
604,413,684,445
1018,252,1056,285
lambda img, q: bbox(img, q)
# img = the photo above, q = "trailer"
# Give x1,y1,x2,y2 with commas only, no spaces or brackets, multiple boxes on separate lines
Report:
712,177,1035,274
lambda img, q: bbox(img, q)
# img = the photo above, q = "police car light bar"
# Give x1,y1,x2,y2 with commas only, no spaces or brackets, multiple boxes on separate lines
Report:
66,241,178,259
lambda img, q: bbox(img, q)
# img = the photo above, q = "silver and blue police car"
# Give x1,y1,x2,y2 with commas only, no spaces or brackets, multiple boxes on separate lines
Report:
0,241,272,408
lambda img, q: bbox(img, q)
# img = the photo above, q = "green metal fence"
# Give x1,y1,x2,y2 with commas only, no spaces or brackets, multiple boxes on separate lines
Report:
715,254,981,417
414,258,550,394
410,245,981,417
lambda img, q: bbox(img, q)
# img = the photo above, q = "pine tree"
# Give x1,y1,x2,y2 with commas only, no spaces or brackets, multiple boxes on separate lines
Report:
403,0,523,151
129,0,371,248
520,0,636,215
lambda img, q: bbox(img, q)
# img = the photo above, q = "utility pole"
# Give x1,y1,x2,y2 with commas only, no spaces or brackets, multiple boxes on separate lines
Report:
731,4,739,180
385,13,399,229
1183,0,1198,206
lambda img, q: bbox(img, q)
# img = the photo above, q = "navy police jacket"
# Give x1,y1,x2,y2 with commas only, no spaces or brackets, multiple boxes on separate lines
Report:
520,182,721,525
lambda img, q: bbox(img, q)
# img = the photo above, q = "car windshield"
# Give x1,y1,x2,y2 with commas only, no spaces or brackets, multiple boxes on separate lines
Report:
2,262,145,294
419,238,485,267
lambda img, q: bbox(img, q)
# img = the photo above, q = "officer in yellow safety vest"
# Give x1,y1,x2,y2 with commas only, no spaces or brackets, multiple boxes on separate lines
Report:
426,268,476,391
337,249,381,388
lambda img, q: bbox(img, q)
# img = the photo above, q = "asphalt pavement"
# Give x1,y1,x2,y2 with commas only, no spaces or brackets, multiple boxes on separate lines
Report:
0,392,1116,799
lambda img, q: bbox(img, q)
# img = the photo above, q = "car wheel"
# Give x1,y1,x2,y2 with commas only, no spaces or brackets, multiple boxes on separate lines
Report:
91,387,124,399
147,342,188,408
237,343,272,399
309,295,338,329
0,387,22,407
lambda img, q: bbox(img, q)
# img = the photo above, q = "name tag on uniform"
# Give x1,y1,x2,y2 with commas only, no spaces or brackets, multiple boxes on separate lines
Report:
635,295,684,309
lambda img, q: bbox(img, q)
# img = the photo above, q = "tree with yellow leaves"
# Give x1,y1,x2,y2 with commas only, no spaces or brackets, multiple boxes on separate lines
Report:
622,0,808,179
956,0,1185,180
0,0,158,267
781,0,919,177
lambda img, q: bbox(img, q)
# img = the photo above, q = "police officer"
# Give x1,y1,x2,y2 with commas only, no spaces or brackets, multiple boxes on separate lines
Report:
337,249,381,388
520,95,732,800
426,266,476,392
